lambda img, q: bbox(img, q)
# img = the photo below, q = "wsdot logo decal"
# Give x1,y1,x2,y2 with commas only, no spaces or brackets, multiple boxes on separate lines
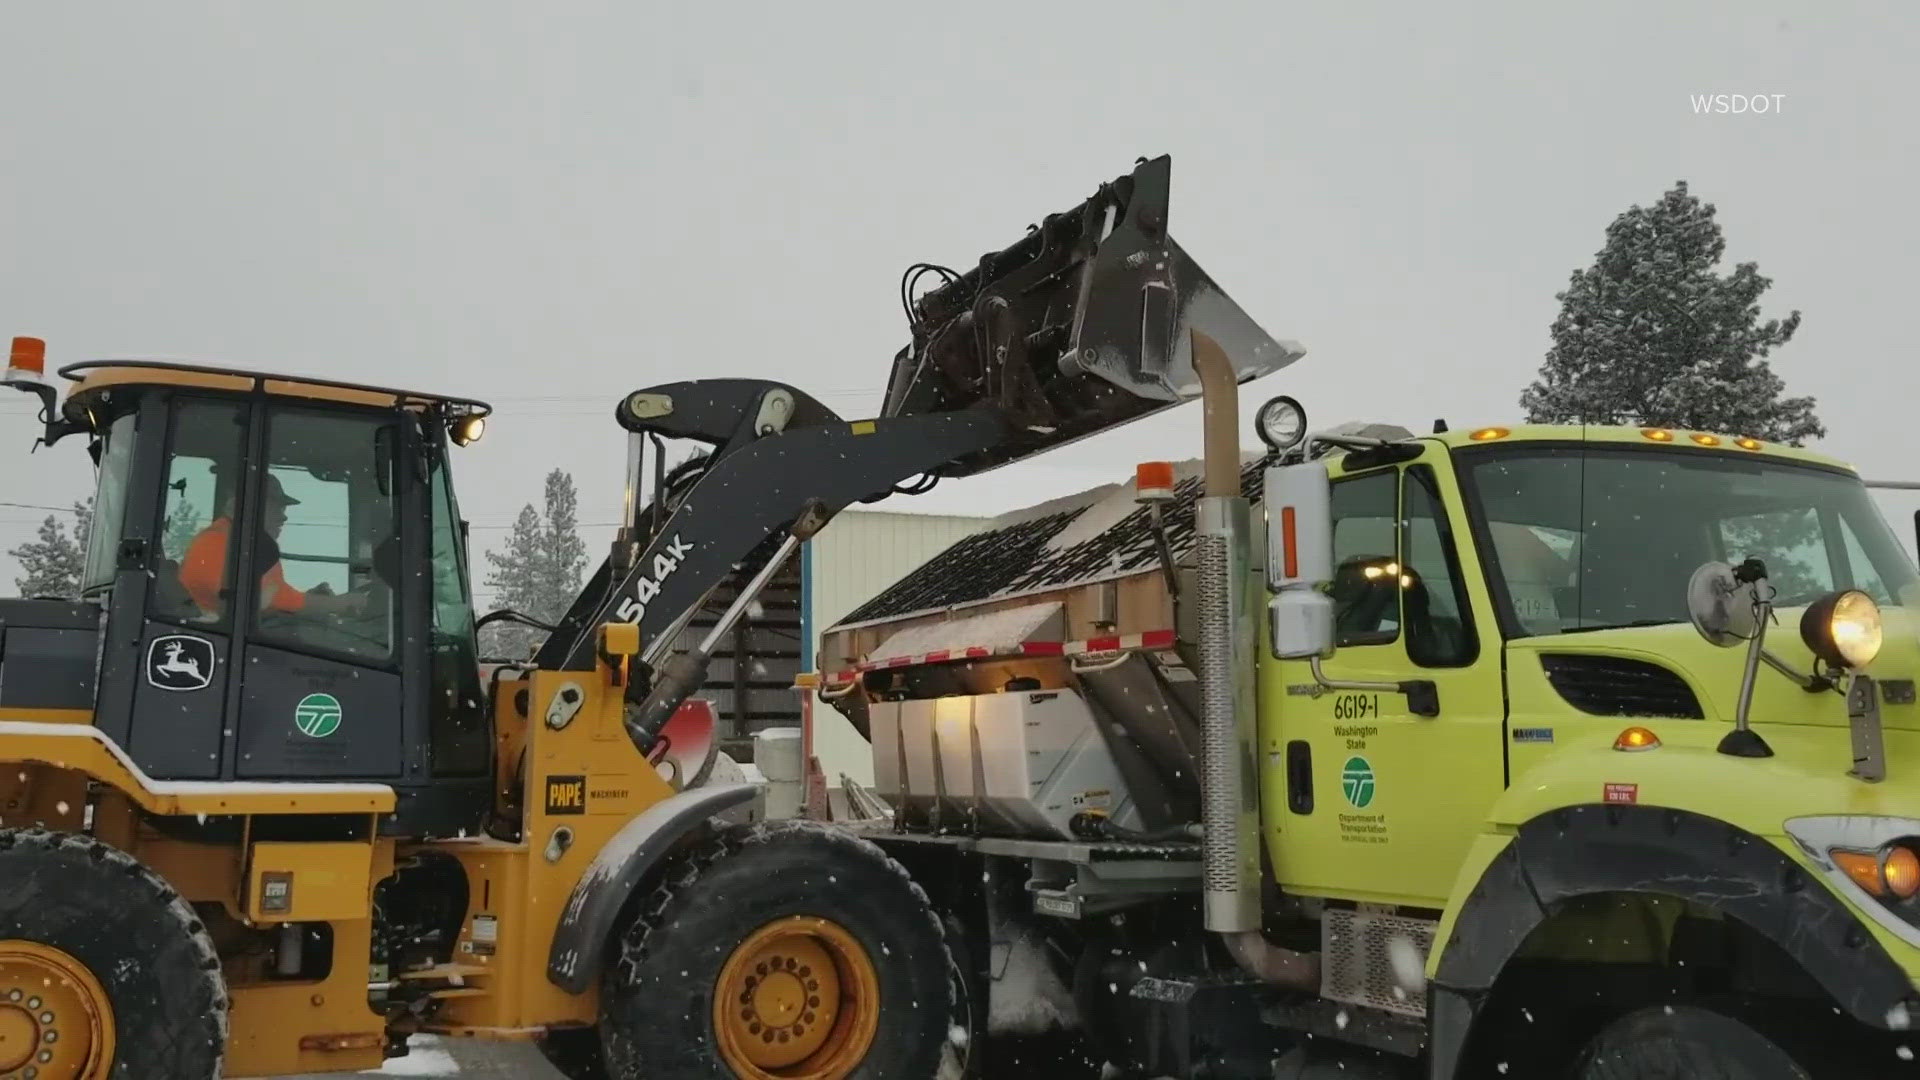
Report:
1341,756,1376,808
295,693,343,738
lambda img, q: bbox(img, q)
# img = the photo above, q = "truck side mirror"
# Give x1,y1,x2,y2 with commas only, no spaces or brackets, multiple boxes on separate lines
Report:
1265,461,1335,659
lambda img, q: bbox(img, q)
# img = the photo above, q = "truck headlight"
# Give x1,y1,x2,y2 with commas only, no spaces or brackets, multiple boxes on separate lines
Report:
1256,395,1308,453
1800,589,1883,669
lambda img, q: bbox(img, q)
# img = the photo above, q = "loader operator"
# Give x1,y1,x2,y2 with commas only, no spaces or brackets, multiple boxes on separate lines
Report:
180,474,367,621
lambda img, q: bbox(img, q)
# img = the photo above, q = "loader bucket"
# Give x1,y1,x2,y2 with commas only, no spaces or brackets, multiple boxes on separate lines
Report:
882,155,1305,477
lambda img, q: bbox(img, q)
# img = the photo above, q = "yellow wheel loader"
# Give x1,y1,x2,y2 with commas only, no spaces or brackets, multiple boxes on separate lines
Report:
0,155,1289,1078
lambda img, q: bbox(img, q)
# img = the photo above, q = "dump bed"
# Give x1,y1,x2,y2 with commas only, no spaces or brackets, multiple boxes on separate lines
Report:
816,454,1264,693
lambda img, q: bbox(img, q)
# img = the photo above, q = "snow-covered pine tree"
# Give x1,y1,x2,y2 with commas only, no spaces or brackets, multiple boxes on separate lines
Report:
1520,180,1821,446
481,504,548,659
479,470,588,659
10,500,90,598
163,496,204,562
537,469,588,620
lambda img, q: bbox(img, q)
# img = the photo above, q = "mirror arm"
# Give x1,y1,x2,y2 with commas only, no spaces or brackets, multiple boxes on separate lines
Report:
1761,649,1834,693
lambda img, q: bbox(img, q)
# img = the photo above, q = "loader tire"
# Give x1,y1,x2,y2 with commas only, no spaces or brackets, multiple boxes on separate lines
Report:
1572,1004,1811,1080
600,820,952,1079
537,1025,610,1080
0,828,227,1079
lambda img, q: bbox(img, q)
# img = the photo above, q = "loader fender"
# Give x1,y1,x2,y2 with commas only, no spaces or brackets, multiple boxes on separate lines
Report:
546,781,758,993
1424,804,1918,1080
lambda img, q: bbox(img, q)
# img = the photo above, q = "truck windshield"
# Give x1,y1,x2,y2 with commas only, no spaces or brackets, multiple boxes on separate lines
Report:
1459,445,1919,638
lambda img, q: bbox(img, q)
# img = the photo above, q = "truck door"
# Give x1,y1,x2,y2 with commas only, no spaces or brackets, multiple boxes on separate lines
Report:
1260,447,1506,907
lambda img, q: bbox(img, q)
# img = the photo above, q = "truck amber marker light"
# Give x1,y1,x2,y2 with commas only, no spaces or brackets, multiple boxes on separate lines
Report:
1641,428,1675,442
1468,426,1509,441
1833,846,1920,900
1613,726,1661,751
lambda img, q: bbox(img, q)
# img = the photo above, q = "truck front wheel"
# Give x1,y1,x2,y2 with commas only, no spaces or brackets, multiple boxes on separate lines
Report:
599,821,953,1079
1572,1004,1811,1080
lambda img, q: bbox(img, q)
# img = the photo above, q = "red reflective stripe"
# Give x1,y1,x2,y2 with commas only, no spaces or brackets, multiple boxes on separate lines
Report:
1282,506,1298,579
1141,629,1177,649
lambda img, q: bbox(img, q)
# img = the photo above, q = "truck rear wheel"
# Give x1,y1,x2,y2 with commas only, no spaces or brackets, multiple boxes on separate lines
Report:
1572,1004,1810,1080
0,828,227,1079
599,820,952,1079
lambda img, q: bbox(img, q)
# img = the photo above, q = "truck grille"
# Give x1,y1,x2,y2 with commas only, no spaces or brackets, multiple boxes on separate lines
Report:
1538,654,1704,719
1322,907,1436,1018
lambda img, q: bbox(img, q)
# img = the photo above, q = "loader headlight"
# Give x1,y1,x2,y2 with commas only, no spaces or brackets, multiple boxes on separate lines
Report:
1801,589,1883,669
1257,396,1308,453
450,415,486,447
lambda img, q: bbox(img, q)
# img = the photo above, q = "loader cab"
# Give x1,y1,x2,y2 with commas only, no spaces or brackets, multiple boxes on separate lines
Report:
63,362,493,836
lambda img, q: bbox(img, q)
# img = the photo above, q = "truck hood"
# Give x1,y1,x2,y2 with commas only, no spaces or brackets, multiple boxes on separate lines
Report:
1506,605,1920,732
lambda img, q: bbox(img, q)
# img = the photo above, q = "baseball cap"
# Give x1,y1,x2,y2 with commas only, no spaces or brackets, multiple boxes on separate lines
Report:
263,473,302,506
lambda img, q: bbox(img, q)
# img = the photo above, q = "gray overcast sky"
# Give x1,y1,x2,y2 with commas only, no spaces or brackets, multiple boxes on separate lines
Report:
4,1,1916,599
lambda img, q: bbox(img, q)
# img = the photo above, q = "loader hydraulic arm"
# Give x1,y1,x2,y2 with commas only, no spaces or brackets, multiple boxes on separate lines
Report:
537,385,1014,757
536,154,1302,757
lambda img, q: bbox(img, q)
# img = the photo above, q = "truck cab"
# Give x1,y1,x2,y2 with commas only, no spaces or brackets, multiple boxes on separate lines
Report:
1264,422,1918,905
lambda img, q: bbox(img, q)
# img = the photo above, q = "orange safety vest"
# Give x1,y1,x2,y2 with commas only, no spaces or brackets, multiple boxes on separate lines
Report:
180,518,307,615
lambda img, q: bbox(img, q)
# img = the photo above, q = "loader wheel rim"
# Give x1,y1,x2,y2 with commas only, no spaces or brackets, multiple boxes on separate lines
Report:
0,940,115,1079
714,915,880,1079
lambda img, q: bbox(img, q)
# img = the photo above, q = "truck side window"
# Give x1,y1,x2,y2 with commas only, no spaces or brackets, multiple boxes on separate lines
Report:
1402,466,1477,667
1329,470,1400,646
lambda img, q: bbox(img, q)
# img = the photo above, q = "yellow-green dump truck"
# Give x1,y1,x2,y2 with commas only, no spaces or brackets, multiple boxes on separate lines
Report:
819,366,1920,1078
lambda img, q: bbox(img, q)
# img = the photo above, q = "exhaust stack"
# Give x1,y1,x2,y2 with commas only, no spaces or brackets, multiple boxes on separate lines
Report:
1193,329,1320,988
1192,329,1261,934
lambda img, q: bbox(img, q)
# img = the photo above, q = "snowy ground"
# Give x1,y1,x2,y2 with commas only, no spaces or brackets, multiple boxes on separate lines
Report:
274,1036,562,1079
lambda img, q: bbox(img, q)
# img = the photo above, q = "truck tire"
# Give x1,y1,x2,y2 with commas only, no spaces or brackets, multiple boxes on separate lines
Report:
599,820,953,1079
1572,1004,1811,1080
945,914,1096,1077
0,828,227,1079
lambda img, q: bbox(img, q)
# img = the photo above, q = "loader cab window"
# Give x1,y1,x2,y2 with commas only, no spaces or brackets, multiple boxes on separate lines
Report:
427,437,488,776
80,410,139,598
158,399,249,623
247,407,401,663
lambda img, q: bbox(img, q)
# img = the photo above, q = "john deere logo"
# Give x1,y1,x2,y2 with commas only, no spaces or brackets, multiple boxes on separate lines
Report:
1341,756,1376,808
294,693,343,738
